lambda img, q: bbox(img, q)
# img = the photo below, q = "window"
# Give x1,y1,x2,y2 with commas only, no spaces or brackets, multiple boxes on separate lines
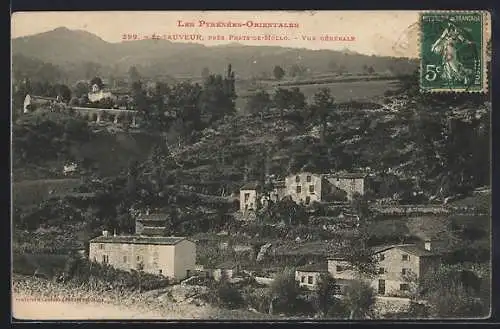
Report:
244,193,250,202
306,175,311,182
400,283,409,291
309,185,314,193
301,276,305,283
379,254,385,261
296,175,300,183
402,268,408,275
137,255,141,261
102,255,108,264
402,254,409,261
99,244,104,250
296,186,302,193
336,265,344,272
123,256,127,263
378,267,385,275
305,196,311,204
308,276,313,284
159,269,162,275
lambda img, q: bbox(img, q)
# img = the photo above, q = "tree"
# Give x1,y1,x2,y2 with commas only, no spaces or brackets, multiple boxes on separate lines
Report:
199,71,236,123
343,228,378,277
128,66,141,84
273,65,285,80
272,88,306,118
217,280,244,309
269,267,302,314
245,90,272,117
350,192,371,219
314,272,338,318
311,88,334,144
54,84,72,102
412,265,487,318
343,280,376,319
72,81,89,98
201,67,210,80
90,76,104,90
289,64,307,78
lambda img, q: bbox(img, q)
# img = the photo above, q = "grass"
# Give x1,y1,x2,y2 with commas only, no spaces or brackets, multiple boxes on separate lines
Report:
236,79,399,110
13,178,81,207
12,253,69,277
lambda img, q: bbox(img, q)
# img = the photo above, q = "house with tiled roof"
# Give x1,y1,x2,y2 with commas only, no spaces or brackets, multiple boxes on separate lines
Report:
239,181,261,213
327,243,441,297
89,213,196,281
295,262,328,289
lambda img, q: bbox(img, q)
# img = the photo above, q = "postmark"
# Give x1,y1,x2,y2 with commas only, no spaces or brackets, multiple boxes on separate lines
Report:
419,11,488,93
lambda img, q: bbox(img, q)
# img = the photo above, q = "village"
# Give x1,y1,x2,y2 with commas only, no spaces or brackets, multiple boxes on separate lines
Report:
12,19,491,318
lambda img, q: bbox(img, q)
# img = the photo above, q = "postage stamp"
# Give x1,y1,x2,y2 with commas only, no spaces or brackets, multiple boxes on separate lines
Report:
11,10,492,321
419,11,489,93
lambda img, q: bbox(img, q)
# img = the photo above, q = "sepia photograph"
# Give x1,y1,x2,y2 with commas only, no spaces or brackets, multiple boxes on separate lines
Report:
11,10,492,320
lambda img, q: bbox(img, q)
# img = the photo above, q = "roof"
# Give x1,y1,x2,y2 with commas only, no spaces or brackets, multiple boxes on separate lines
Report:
215,261,240,270
240,181,261,190
28,95,59,102
327,244,437,260
296,262,328,272
326,172,368,179
137,214,168,221
140,227,166,236
394,244,437,257
89,235,189,246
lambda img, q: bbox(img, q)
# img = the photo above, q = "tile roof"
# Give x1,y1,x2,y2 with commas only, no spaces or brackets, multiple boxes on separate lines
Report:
240,181,261,190
395,244,437,257
325,172,368,179
90,235,188,245
327,244,437,260
140,227,166,236
296,262,328,272
137,214,168,221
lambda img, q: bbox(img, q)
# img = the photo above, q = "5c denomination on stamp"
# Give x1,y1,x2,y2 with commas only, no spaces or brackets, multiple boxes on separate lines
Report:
420,11,488,93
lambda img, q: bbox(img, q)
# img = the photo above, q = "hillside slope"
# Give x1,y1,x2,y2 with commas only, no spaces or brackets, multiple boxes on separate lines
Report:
12,27,418,80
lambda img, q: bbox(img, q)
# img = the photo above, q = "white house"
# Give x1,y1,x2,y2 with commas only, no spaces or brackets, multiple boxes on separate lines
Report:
89,232,196,281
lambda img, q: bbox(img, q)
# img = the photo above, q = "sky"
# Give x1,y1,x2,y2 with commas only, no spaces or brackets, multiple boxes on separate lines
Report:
11,11,424,57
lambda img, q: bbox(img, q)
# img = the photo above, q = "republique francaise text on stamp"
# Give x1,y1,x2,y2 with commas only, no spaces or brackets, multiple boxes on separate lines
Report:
420,11,489,93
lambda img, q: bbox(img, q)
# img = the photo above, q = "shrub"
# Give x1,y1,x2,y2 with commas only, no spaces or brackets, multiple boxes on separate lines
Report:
217,282,244,309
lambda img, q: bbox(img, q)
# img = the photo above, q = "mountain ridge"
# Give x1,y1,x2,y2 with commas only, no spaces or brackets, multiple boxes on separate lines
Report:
12,27,418,81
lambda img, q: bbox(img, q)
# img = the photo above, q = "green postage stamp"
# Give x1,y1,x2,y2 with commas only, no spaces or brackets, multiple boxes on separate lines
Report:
420,11,489,93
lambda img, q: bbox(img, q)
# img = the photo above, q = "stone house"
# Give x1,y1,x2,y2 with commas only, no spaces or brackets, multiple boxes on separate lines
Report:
323,172,367,201
239,181,261,213
327,244,441,297
88,83,117,103
89,231,196,281
285,172,323,205
295,262,328,290
212,261,241,281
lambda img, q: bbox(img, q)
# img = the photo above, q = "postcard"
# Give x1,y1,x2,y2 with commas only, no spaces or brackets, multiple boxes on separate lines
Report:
11,10,492,321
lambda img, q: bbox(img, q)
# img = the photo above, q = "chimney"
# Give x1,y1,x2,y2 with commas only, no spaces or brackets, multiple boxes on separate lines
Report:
102,230,109,237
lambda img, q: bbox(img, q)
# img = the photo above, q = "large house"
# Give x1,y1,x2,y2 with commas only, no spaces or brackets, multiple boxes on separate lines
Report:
323,173,367,201
238,171,367,212
88,83,117,103
327,243,441,296
88,213,196,280
89,232,196,281
285,172,323,205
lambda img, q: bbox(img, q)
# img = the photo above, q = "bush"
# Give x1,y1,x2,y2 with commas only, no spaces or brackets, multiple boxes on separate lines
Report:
217,282,244,309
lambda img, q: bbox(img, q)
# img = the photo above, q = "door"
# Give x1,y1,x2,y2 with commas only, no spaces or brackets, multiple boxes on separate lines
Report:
378,279,386,295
